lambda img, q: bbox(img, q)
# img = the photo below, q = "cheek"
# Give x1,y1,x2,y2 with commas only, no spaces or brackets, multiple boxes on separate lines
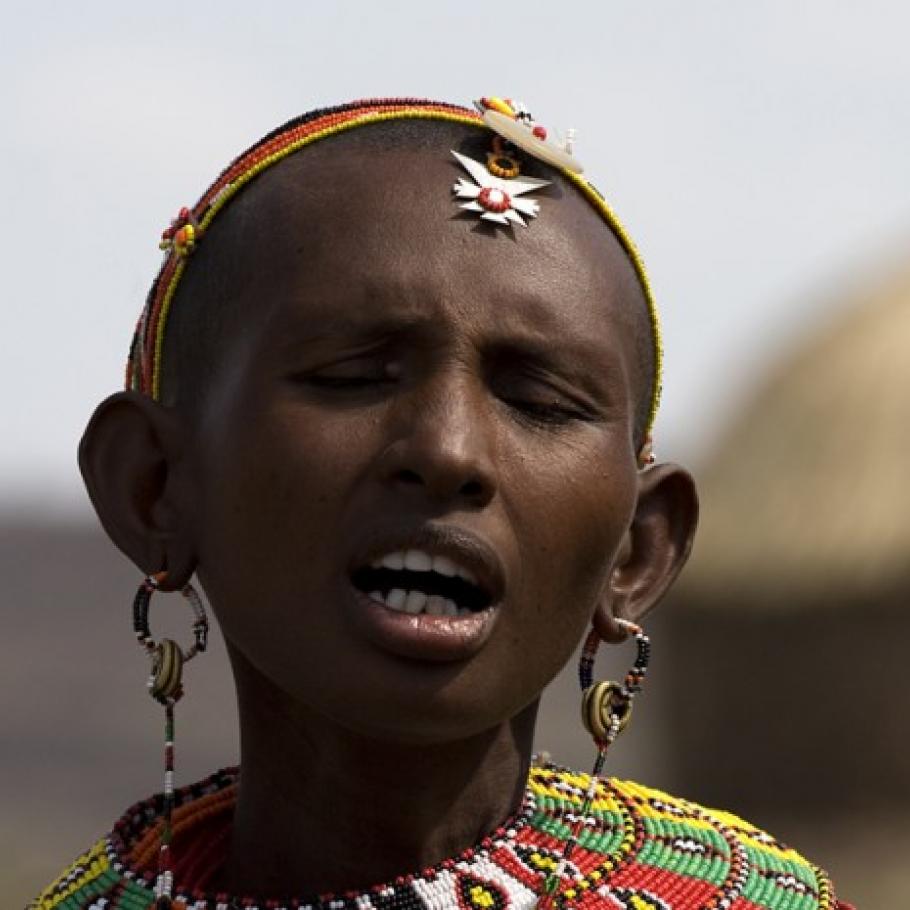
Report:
509,436,636,592
495,434,638,682
192,397,377,623
500,445,635,737
568,461,637,583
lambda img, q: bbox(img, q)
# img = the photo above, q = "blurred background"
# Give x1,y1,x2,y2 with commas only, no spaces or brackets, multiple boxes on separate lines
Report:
2,2,908,906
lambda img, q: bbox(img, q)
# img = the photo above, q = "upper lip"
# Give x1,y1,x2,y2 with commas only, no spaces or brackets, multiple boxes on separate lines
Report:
349,523,507,606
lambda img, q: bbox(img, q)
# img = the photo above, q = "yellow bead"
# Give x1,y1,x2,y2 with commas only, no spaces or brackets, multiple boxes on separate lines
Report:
486,97,514,117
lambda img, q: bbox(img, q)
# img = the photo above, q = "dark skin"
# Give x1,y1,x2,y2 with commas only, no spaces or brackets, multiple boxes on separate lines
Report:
79,136,698,898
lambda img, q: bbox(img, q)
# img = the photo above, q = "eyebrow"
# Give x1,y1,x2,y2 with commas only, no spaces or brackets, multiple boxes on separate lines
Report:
270,311,433,356
266,279,630,396
273,307,616,360
483,333,629,401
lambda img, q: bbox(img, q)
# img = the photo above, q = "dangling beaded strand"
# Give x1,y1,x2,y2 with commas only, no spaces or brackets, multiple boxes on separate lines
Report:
154,703,176,908
538,619,649,910
132,572,209,910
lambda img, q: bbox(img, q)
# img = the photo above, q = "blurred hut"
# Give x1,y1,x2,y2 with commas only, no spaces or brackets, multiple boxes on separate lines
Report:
662,263,910,904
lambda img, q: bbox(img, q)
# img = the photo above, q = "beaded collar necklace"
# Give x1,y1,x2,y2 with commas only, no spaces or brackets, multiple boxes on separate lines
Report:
46,763,840,910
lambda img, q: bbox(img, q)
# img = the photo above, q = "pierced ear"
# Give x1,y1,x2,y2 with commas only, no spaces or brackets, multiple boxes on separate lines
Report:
594,463,698,643
78,391,197,590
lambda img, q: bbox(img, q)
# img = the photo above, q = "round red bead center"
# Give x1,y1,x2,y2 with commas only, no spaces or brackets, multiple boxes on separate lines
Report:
477,186,511,213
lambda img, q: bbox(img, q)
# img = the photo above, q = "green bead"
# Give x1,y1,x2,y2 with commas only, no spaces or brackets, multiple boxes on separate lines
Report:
542,874,561,896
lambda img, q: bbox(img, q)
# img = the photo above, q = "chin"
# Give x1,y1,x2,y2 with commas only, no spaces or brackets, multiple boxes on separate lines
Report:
315,670,538,747
227,631,533,744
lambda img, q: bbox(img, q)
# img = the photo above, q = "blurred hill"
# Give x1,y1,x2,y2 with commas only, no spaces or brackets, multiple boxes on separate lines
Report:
664,261,910,907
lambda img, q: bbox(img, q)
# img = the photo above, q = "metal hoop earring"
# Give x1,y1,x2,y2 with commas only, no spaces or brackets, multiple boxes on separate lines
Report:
132,571,209,910
538,618,651,909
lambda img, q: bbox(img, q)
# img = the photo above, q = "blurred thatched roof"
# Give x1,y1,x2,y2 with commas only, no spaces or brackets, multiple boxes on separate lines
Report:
679,262,910,609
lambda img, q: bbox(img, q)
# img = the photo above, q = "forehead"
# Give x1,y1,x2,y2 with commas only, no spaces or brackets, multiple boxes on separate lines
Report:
205,132,646,357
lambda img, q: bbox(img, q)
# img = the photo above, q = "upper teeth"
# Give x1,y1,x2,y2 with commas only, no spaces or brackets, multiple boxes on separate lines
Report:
371,549,478,586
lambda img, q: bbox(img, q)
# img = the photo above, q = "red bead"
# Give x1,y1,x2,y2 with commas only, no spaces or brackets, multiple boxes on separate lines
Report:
532,125,547,140
477,186,511,214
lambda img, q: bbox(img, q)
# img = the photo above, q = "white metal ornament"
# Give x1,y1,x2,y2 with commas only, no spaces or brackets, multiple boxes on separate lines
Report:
482,109,584,174
451,150,551,227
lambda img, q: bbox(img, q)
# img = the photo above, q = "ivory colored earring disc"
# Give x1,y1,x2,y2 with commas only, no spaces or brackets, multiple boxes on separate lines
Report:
581,681,633,740
151,638,184,702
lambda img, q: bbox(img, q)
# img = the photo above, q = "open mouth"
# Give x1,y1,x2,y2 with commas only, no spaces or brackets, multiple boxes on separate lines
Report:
351,549,494,617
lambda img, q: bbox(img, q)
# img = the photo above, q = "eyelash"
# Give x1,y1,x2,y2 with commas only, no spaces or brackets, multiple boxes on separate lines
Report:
306,374,393,388
299,369,590,426
507,398,586,426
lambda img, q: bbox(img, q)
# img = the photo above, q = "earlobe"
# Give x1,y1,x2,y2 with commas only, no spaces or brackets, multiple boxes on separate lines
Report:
78,391,197,589
593,463,698,643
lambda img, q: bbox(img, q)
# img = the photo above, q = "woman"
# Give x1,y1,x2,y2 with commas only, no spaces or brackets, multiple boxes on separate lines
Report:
33,97,850,910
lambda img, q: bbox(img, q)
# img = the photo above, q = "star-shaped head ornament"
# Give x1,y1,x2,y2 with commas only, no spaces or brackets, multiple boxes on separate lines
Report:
451,96,584,227
451,151,551,227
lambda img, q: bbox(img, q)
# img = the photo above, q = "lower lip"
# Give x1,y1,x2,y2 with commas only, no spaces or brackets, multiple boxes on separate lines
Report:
347,586,499,662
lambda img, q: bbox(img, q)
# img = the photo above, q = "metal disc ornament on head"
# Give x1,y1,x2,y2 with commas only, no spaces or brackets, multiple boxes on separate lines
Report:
132,571,209,909
479,109,583,174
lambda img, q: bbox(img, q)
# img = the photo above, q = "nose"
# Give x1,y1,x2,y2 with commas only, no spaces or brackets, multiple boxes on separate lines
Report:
378,368,497,509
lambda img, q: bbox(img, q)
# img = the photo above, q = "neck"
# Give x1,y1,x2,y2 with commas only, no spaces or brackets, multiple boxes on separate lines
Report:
219,651,538,899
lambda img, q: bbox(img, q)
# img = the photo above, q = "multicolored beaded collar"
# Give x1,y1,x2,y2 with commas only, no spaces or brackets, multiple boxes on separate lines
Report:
32,763,847,910
125,97,663,450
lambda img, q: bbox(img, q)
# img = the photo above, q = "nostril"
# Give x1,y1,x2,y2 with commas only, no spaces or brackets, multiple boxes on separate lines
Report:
382,438,496,505
390,468,493,505
460,479,486,499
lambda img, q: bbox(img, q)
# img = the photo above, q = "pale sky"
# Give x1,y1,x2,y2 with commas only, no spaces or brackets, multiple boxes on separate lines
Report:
2,1,909,516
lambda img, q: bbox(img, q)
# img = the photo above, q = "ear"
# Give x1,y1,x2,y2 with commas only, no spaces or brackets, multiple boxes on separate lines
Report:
593,463,698,643
78,391,197,591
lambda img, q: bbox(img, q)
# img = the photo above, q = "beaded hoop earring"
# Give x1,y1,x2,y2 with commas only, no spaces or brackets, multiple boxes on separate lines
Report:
132,571,209,910
538,618,650,910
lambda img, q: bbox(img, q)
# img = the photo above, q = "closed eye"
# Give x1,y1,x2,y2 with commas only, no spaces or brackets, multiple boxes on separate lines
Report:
306,373,392,388
493,371,597,427
484,347,603,429
506,397,589,425
293,356,402,389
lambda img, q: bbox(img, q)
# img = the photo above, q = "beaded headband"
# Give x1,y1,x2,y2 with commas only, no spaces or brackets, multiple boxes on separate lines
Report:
126,97,663,446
